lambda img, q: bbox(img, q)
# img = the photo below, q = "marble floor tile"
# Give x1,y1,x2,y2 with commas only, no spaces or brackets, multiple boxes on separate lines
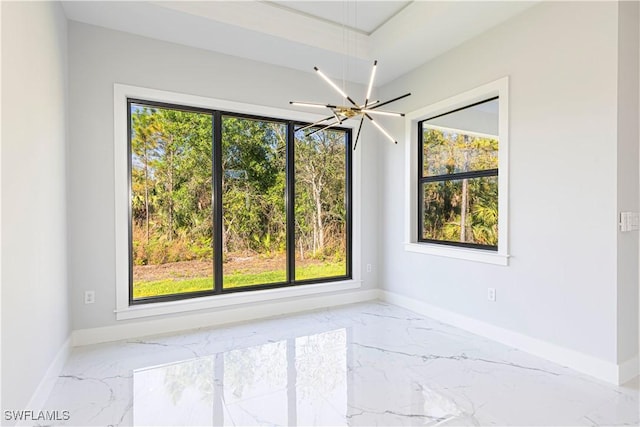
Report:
39,302,639,426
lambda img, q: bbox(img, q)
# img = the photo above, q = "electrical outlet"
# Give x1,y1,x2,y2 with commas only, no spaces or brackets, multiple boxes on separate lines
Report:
84,291,95,304
487,288,496,302
366,264,372,273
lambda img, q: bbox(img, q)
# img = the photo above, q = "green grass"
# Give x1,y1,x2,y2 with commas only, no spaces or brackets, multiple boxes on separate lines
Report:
133,262,346,299
294,263,346,281
134,276,214,299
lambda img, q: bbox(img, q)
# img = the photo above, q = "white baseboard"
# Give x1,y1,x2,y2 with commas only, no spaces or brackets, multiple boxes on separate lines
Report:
618,354,639,384
24,336,71,414
73,288,379,346
378,290,630,385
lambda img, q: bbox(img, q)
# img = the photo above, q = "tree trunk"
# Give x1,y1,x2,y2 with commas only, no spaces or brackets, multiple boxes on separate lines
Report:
316,195,324,251
311,178,324,253
167,142,174,242
461,178,468,242
299,238,304,261
312,221,318,254
222,221,229,256
143,143,150,244
460,135,470,242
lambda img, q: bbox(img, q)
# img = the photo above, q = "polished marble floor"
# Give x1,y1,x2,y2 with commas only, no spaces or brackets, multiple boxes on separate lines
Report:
41,302,638,426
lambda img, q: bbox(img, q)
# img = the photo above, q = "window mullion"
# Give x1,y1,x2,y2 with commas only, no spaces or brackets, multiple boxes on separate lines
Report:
286,122,296,284
127,99,134,305
346,129,353,279
213,111,223,294
417,122,424,240
420,96,499,124
420,168,498,183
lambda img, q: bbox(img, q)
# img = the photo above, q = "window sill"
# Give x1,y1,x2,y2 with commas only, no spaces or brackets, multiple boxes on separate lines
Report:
404,242,509,266
115,279,362,320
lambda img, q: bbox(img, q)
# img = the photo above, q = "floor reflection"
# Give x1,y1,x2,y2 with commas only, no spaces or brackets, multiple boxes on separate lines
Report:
133,329,348,426
42,302,639,426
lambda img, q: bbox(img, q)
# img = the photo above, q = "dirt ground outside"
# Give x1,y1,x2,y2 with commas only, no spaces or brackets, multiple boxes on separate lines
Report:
133,253,333,282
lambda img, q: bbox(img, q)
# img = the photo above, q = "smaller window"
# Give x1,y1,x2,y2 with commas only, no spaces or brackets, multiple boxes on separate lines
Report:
405,77,508,265
418,97,499,250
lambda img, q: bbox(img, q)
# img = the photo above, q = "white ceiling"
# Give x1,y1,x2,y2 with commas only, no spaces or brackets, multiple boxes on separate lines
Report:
269,1,412,34
61,1,538,86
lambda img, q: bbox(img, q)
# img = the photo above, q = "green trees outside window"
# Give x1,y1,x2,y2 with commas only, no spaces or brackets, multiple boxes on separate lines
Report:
419,98,499,249
295,128,348,279
130,105,214,299
129,101,351,302
221,117,287,288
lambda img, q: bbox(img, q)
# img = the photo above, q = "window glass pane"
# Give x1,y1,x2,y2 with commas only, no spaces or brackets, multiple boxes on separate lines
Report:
294,128,348,281
422,129,498,176
421,176,498,246
422,98,498,177
222,116,287,289
130,104,213,300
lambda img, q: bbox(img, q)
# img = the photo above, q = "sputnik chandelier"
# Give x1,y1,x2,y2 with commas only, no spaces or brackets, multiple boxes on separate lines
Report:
290,60,411,150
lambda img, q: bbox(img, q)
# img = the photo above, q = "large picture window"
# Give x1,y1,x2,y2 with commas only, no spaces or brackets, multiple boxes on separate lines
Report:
128,100,351,304
418,97,499,250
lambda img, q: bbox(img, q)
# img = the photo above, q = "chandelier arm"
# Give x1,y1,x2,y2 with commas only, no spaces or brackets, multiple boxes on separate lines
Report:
345,96,360,109
313,66,374,113
306,120,340,137
290,101,338,109
353,116,365,151
296,115,335,133
314,67,348,99
361,109,405,117
313,66,362,110
364,60,378,106
369,93,411,110
362,100,380,108
366,115,397,144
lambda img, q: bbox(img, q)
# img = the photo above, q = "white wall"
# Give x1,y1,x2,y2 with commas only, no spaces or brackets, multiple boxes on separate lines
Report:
378,1,631,367
617,0,639,366
67,22,380,330
1,1,70,412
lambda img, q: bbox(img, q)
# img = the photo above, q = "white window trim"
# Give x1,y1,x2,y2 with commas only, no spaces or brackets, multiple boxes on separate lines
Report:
404,77,510,266
113,84,362,320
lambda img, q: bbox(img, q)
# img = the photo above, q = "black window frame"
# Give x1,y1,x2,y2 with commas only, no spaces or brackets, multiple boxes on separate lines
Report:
127,98,352,305
417,96,499,251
